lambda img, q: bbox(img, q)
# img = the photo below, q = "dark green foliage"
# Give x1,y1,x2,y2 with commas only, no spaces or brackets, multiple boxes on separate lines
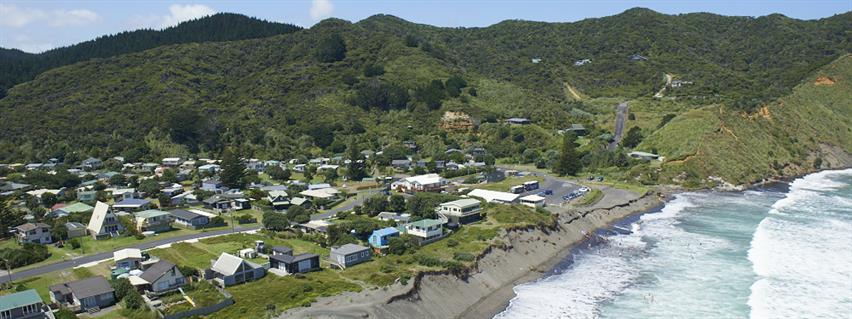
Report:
363,64,385,77
446,239,459,247
111,278,134,301
124,289,144,309
211,216,225,226
0,13,301,96
389,236,419,255
0,243,50,269
263,212,290,231
388,194,406,212
658,113,677,128
814,157,823,169
138,179,160,195
350,79,409,111
622,127,644,148
415,80,446,110
345,140,367,181
444,76,468,97
10,169,80,189
404,34,420,47
52,223,68,241
406,192,460,219
361,195,387,217
453,252,475,262
554,133,582,176
220,148,246,189
179,265,199,278
315,34,347,63
68,238,81,249
286,205,310,222
265,165,291,181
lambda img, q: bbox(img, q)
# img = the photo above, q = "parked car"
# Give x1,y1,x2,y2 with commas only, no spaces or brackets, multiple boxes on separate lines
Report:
597,176,604,182
579,187,591,193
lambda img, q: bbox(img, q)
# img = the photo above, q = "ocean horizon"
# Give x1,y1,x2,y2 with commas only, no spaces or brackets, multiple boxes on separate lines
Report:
496,168,852,319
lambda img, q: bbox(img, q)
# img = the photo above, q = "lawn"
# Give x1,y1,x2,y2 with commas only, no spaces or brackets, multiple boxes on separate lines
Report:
576,189,604,206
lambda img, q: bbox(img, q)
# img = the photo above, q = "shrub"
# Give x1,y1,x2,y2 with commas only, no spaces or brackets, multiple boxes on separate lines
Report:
446,239,459,247
124,289,144,309
380,263,395,273
414,254,442,267
453,252,475,262
68,238,81,249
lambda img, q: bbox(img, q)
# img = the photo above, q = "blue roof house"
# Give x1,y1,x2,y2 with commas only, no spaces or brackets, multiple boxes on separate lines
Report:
369,227,401,249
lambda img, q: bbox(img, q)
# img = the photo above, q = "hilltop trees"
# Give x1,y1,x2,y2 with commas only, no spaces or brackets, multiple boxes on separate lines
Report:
554,133,582,176
316,34,347,63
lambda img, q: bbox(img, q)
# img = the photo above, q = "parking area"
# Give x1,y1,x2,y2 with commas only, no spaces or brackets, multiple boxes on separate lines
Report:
494,169,582,206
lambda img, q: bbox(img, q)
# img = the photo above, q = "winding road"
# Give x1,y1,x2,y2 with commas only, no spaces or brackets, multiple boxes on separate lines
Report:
0,224,261,284
608,102,629,150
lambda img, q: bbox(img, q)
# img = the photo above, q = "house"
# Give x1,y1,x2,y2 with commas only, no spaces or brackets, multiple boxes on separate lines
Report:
308,183,332,190
629,54,649,61
26,189,63,203
391,159,411,170
203,195,232,212
233,198,251,210
269,252,320,274
468,189,520,204
329,244,371,269
76,190,97,202
25,163,43,171
574,58,591,66
169,209,209,229
138,259,186,294
111,188,138,201
245,158,264,171
0,289,47,319
293,164,307,173
505,117,531,125
87,201,125,239
161,187,183,197
170,191,199,206
201,179,226,192
267,191,290,211
402,140,418,150
368,227,401,249
297,219,334,234
376,212,411,224
271,246,293,256
49,276,116,312
161,157,182,167
289,197,312,209
197,164,220,174
628,151,662,161
299,188,339,200
14,222,52,244
404,219,444,245
671,80,694,87
133,210,172,233
392,174,447,193
65,222,88,238
113,198,150,212
436,198,482,226
113,248,144,270
205,253,266,287
520,194,546,207
81,157,103,170
559,124,588,136
317,164,339,172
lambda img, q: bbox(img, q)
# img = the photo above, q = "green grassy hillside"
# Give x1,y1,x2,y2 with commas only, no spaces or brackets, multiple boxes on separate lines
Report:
639,54,852,184
0,9,849,186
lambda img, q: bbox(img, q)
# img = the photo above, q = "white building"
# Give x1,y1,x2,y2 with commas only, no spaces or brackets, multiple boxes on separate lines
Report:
467,189,519,204
392,173,447,193
519,194,546,207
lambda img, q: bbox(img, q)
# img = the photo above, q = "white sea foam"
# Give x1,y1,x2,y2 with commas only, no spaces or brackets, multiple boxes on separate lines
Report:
748,169,852,319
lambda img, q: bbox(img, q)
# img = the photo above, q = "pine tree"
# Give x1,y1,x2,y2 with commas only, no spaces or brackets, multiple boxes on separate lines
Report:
345,140,367,181
555,132,581,176
220,148,246,189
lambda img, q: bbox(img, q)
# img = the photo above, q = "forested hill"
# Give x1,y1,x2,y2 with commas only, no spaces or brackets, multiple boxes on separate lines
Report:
0,8,849,183
0,13,302,97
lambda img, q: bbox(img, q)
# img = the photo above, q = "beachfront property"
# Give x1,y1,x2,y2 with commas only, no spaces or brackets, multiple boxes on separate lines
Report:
467,189,520,204
112,198,151,212
329,243,372,269
368,227,401,249
392,173,448,193
205,253,266,287
133,209,173,233
169,209,210,229
269,252,321,274
436,198,482,226
87,201,125,239
136,259,187,294
519,194,546,207
49,276,116,312
404,219,445,245
113,248,144,270
0,289,47,319
13,222,53,244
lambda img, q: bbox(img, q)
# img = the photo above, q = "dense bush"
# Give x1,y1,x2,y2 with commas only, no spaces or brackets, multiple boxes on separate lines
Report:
0,243,50,269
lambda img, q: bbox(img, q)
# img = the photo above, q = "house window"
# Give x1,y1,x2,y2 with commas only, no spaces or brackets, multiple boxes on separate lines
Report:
1,309,11,319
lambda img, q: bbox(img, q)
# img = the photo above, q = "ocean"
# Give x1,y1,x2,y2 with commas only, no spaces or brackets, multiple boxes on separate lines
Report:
495,169,852,319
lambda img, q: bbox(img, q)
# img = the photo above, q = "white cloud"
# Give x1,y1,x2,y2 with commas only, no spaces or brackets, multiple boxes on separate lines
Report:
0,5,100,28
128,4,216,30
0,4,47,28
49,9,102,27
310,0,334,21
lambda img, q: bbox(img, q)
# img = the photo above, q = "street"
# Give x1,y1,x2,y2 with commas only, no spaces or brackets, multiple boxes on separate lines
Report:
608,101,629,150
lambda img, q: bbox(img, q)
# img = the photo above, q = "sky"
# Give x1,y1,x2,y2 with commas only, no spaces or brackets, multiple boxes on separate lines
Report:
1,1,850,53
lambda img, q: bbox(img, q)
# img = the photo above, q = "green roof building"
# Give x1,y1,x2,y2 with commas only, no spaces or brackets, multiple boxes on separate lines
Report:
0,289,45,319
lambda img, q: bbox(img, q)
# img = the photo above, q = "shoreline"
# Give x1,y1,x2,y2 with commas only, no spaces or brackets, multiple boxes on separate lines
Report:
280,191,665,319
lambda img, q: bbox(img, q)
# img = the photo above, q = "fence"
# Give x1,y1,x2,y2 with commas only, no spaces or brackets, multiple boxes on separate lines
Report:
158,284,234,319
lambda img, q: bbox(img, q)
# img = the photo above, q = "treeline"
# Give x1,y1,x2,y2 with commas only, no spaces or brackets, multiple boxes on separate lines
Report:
0,13,302,97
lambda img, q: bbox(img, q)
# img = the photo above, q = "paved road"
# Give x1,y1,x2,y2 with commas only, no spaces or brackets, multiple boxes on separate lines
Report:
493,167,581,206
311,187,386,220
608,102,629,150
0,225,261,284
